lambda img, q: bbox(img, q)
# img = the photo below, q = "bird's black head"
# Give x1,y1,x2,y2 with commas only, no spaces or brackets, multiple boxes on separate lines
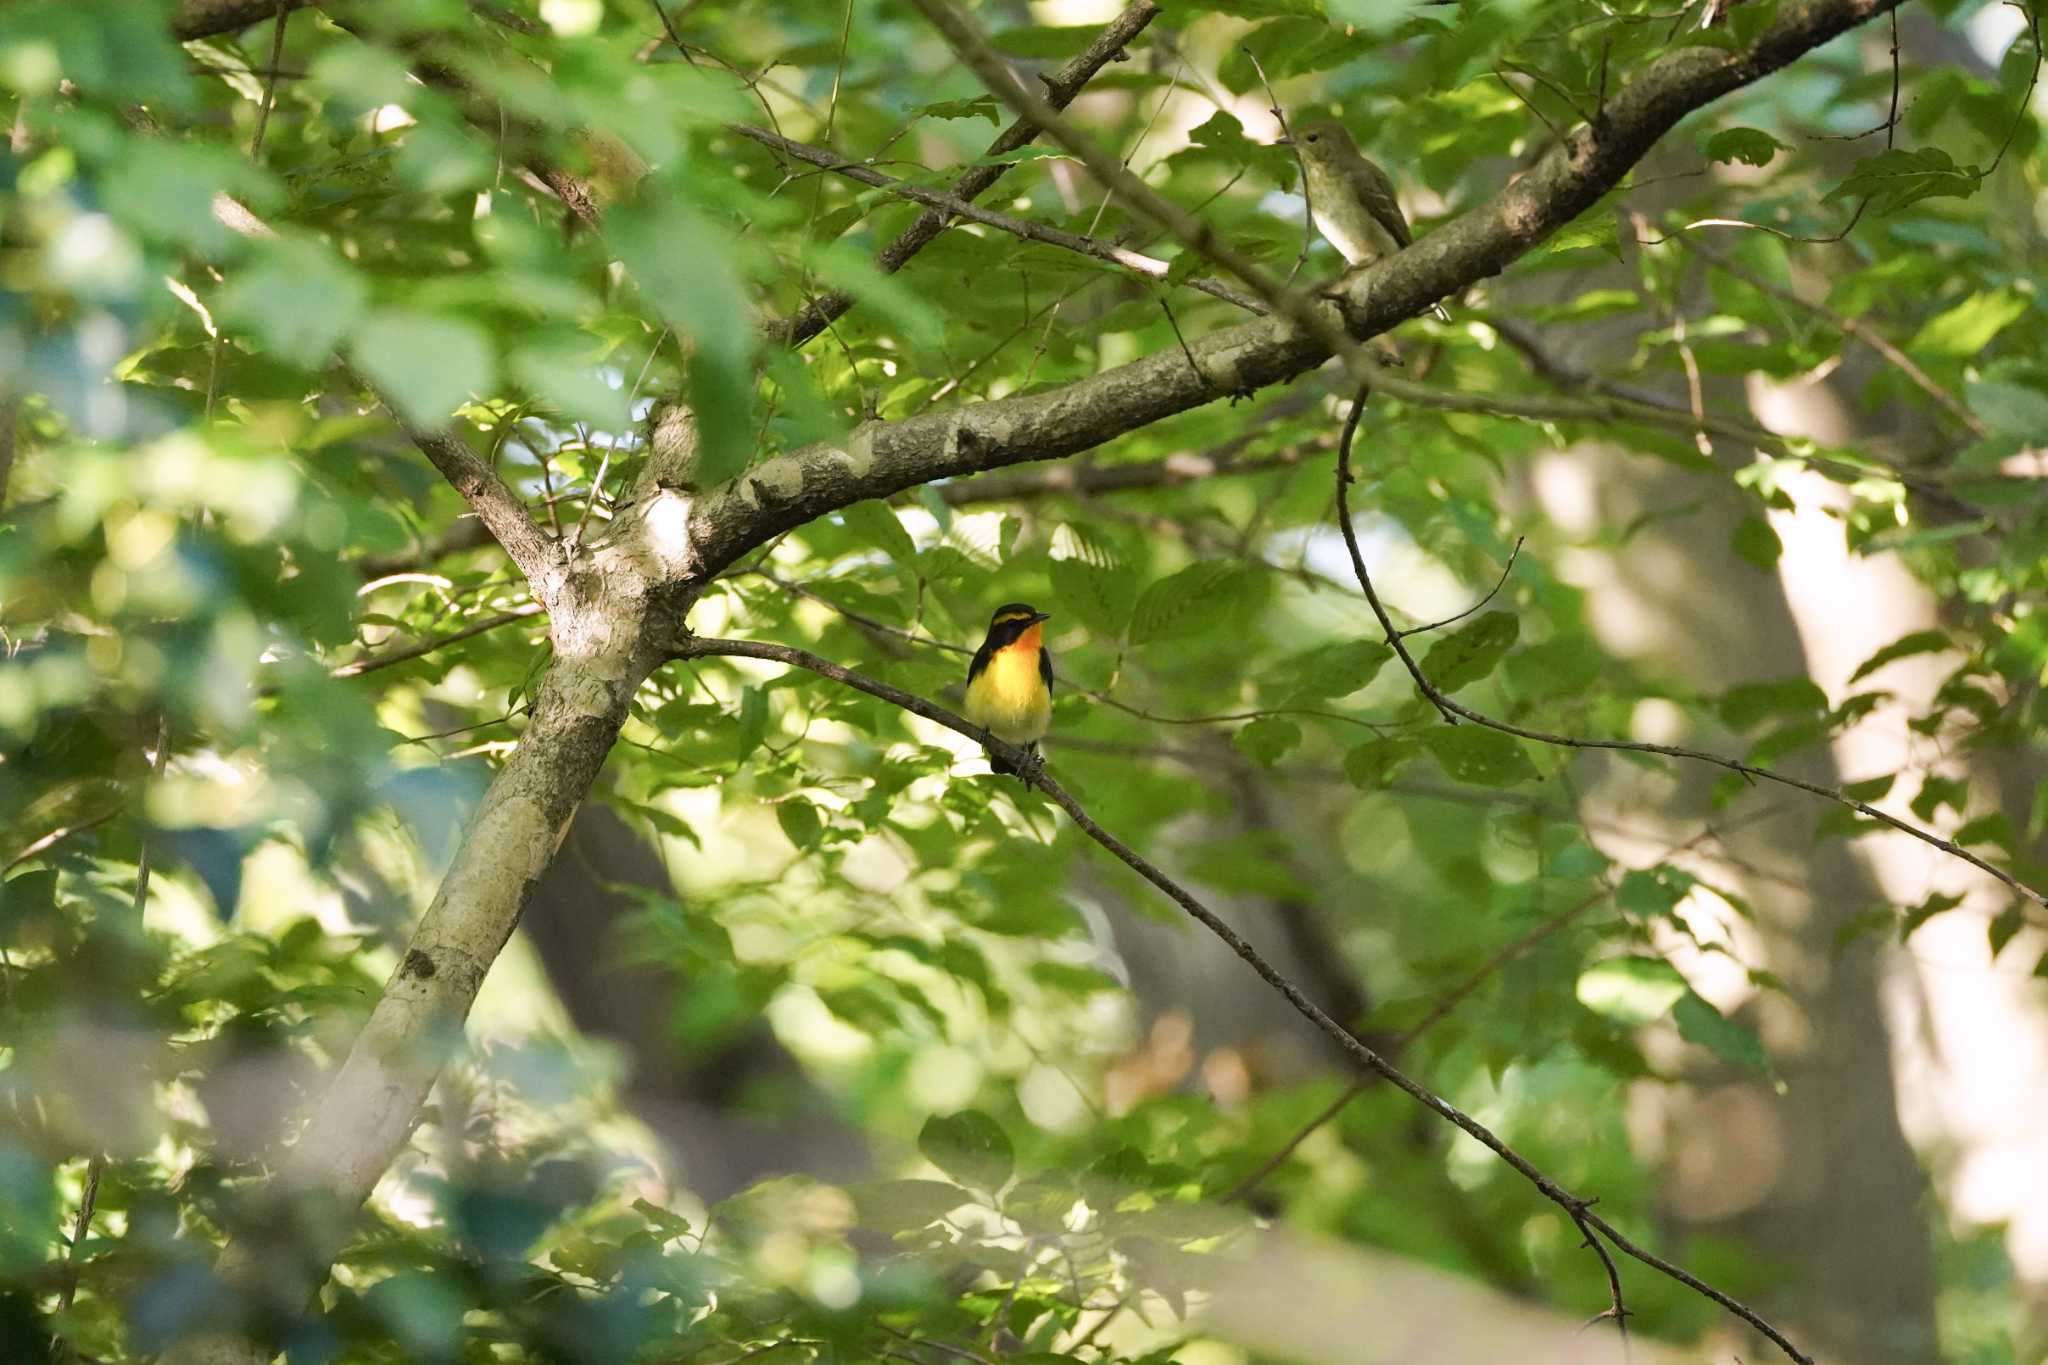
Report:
985,602,1051,647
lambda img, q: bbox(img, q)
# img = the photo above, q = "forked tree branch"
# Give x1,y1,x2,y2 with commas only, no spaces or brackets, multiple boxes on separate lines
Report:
682,0,1910,577
676,633,1805,1365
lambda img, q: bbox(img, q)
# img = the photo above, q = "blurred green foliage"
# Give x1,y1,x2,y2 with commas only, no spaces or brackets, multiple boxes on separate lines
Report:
3,0,2047,1362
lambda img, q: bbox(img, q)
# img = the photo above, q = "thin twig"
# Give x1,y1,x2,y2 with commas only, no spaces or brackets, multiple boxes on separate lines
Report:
330,605,544,679
1241,45,1313,284
729,126,1265,316
1396,537,1523,640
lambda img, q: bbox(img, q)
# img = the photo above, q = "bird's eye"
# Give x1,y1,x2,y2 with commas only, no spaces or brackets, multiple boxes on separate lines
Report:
1305,133,1317,142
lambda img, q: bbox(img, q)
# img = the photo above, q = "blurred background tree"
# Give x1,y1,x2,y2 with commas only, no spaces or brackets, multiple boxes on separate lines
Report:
3,0,2045,1362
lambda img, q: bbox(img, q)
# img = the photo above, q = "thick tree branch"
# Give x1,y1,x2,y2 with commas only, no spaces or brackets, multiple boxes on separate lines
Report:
171,0,302,42
684,0,1909,578
676,634,1808,1365
384,415,561,598
763,0,1163,346
731,124,1265,315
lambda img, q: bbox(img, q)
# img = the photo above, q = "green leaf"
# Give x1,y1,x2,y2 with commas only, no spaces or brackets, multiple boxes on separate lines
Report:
1909,773,1968,822
631,1198,692,1242
510,333,631,428
1050,556,1136,638
775,798,823,851
734,685,770,765
990,25,1100,58
1343,737,1413,789
1419,613,1518,693
841,500,917,564
1234,716,1301,767
919,1110,1014,1190
1848,629,1953,684
1616,866,1695,917
1824,146,1981,215
850,1179,970,1234
1277,639,1391,700
1989,904,2026,960
1909,290,2028,357
1718,677,1826,729
1901,891,1965,942
348,310,496,425
1673,993,1769,1073
216,234,368,369
609,196,755,484
1576,956,1688,1026
1966,379,2048,440
1729,515,1782,571
1129,561,1253,644
1424,727,1537,786
1701,127,1788,167
916,95,1001,124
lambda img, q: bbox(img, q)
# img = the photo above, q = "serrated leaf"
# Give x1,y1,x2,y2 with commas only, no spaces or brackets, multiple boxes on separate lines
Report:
1129,561,1250,644
1825,146,1981,215
1719,678,1826,729
919,1110,1014,1190
1343,737,1412,789
1616,866,1695,917
1909,773,1968,822
1420,613,1518,692
1049,556,1136,637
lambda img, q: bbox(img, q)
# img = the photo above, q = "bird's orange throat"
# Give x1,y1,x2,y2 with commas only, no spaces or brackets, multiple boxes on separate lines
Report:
1012,621,1043,653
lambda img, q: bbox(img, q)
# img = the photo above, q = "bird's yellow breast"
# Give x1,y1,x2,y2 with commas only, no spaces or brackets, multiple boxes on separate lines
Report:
965,629,1051,745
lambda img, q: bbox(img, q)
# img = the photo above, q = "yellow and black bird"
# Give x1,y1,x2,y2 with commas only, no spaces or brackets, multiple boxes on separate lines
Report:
963,602,1053,779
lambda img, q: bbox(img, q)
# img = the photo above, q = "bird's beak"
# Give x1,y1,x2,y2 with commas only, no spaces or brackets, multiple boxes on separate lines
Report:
1274,135,1294,147
1031,611,1053,624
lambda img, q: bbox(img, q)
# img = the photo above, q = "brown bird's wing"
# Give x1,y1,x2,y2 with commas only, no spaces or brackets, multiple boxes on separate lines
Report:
1342,153,1413,249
